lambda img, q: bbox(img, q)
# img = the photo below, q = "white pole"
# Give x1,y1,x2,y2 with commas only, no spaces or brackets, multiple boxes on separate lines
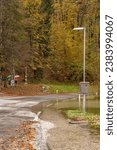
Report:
83,27,86,82
83,27,86,112
56,90,59,109
73,27,86,82
78,94,81,107
73,27,86,112
83,94,86,112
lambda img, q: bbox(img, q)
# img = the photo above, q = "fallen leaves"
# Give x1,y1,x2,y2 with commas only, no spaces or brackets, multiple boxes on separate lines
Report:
0,121,39,150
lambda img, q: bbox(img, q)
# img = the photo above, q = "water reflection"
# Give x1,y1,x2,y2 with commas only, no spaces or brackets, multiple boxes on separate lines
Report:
32,98,100,116
54,98,100,115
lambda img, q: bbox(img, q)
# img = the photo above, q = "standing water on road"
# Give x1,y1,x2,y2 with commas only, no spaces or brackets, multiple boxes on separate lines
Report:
32,97,100,150
0,95,99,150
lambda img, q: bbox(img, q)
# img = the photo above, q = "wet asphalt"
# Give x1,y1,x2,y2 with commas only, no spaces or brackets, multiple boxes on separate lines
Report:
0,93,77,139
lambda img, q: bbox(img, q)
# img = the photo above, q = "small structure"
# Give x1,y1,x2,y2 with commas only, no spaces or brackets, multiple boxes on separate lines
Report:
79,82,90,112
80,82,89,94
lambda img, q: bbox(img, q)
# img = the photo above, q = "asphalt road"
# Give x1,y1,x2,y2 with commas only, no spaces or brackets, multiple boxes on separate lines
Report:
0,93,100,150
0,93,77,139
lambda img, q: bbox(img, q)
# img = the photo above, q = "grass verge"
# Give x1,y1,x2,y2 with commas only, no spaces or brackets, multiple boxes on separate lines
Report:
0,82,99,97
48,84,79,93
64,109,100,130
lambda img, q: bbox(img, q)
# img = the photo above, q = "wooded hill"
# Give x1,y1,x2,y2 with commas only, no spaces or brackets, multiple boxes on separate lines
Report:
0,0,100,83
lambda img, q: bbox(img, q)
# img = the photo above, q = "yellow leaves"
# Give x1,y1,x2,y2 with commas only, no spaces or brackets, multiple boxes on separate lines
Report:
23,0,41,8
22,0,44,33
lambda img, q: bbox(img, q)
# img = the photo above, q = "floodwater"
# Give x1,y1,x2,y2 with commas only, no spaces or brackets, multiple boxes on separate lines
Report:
32,97,100,150
32,97,100,115
61,98,99,114
0,94,100,149
0,93,77,137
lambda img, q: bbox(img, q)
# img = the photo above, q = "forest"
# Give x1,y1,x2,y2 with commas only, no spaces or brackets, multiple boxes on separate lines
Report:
0,0,100,84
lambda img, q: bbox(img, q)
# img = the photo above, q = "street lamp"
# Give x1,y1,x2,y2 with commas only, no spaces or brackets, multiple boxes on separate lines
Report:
73,27,89,112
73,27,86,82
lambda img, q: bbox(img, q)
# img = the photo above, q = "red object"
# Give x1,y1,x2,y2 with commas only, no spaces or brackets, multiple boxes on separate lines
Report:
14,75,20,81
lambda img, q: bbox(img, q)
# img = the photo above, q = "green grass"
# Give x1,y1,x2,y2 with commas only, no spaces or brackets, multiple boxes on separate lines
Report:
42,80,100,95
64,109,100,129
48,84,79,93
29,78,100,95
3,79,99,96
47,83,99,99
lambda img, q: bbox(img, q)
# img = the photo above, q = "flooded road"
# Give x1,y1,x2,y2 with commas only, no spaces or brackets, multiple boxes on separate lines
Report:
0,94,99,149
0,94,77,145
32,98,100,150
41,108,99,150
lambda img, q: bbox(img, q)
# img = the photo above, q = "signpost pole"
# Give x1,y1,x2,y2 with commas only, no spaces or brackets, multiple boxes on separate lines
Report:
83,28,86,112
73,27,87,113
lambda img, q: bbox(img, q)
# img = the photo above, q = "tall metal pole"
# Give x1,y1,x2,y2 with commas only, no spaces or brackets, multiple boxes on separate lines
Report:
73,27,86,112
83,27,86,82
73,27,86,82
83,27,86,113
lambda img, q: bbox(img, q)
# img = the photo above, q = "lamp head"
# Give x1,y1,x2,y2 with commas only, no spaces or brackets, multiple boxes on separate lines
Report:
73,27,84,30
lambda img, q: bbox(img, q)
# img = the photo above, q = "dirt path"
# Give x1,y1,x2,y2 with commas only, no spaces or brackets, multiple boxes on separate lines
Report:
40,108,100,150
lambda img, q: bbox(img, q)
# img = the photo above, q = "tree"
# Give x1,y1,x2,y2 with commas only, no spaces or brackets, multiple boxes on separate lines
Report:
0,0,21,85
0,0,100,84
48,0,100,82
22,0,53,79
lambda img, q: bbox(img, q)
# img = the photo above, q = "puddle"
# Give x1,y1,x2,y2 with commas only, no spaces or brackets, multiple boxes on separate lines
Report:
31,98,100,150
55,98,100,114
32,98,100,115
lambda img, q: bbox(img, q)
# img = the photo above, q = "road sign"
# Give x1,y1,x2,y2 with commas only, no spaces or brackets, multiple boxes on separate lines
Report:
80,82,89,94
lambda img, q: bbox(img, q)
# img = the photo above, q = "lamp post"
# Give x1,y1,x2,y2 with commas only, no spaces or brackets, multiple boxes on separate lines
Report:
73,27,87,112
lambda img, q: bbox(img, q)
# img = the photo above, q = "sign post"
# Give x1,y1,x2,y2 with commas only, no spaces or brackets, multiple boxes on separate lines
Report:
73,27,89,112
